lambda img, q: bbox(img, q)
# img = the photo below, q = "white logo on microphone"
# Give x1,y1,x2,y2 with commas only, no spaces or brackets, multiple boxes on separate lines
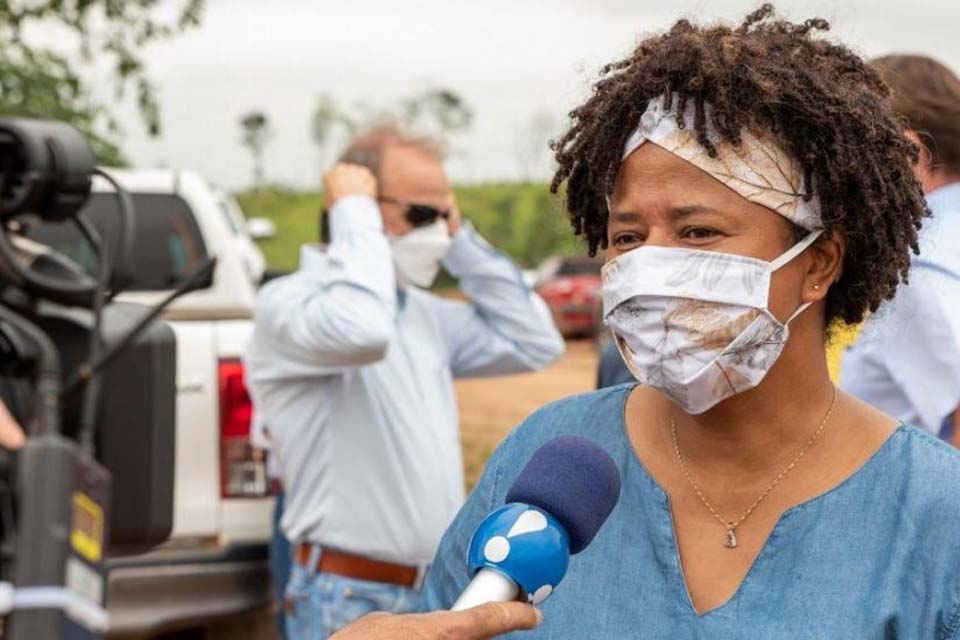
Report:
481,509,555,604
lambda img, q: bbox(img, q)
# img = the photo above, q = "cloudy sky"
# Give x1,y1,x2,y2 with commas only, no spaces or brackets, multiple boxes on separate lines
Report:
69,0,960,190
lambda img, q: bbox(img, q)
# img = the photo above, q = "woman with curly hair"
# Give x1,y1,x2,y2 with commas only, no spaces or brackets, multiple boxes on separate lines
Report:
416,5,960,637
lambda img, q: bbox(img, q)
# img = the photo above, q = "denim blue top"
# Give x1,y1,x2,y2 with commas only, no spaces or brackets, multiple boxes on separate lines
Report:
420,384,960,638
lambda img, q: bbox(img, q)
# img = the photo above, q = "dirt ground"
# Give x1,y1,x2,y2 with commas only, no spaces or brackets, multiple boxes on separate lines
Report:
455,339,599,489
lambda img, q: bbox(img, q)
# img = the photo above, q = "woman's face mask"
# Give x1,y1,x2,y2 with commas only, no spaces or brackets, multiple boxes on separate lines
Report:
602,230,822,414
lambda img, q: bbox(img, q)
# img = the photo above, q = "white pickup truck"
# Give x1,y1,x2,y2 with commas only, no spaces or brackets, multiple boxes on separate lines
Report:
28,169,279,638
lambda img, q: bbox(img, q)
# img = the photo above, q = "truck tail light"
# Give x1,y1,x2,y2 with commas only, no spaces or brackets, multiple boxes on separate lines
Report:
218,359,269,498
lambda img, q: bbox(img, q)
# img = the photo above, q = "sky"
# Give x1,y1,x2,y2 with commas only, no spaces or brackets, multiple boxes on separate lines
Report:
59,0,960,190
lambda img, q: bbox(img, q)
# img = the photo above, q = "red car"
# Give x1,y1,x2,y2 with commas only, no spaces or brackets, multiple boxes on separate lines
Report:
534,256,604,338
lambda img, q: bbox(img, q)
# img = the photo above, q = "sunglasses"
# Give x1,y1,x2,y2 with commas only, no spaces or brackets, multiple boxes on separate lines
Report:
377,196,451,229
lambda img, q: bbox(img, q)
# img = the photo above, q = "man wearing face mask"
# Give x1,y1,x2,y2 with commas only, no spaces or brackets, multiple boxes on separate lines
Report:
245,126,564,639
840,54,960,444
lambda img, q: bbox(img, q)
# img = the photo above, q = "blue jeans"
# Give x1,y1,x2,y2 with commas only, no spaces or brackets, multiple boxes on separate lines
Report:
269,490,292,638
285,547,419,640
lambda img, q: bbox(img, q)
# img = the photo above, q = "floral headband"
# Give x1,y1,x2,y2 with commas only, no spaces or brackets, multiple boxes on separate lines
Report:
617,93,823,231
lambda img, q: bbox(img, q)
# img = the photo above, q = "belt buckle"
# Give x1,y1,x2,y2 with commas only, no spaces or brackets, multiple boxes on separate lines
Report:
413,563,429,591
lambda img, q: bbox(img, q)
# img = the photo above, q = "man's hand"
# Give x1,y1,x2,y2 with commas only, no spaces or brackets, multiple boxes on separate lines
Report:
330,602,542,640
323,163,377,209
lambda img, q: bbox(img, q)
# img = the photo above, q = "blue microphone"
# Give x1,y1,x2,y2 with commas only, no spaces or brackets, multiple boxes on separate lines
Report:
451,436,621,610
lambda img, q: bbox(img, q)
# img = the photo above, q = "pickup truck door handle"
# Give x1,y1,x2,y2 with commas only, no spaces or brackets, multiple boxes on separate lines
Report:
177,376,206,394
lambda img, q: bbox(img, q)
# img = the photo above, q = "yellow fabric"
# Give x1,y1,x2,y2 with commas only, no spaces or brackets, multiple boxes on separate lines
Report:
827,323,861,383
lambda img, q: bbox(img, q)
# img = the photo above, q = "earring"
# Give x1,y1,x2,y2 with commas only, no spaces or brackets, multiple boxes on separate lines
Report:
813,283,821,291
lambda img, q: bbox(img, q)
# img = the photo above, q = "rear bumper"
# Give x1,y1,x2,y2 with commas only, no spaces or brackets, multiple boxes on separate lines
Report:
105,542,271,637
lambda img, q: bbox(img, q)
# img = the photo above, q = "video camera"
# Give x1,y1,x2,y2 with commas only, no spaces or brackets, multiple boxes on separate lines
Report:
0,118,209,638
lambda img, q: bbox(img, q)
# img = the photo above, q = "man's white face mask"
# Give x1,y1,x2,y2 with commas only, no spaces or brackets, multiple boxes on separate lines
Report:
389,220,452,288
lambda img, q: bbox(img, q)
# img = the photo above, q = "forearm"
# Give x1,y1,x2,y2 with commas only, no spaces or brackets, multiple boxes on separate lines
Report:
330,603,542,640
253,196,397,367
441,225,564,376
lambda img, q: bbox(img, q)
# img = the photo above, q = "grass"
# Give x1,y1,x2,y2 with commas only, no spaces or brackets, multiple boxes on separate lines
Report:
235,188,325,272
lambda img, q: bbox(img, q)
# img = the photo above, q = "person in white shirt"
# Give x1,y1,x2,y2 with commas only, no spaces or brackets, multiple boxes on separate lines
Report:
840,55,960,443
245,126,564,639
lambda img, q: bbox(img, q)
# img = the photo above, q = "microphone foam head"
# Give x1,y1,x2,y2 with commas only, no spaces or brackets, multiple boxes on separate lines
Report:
505,436,621,554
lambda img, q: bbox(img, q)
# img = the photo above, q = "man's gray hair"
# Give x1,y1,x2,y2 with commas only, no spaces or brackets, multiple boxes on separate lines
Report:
338,124,445,179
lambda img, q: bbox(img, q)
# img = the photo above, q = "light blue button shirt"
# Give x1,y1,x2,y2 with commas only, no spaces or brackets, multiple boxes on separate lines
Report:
420,385,960,638
244,196,564,565
841,183,960,436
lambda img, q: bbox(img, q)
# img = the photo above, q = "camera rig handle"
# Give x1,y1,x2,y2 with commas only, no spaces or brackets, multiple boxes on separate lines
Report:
0,119,135,308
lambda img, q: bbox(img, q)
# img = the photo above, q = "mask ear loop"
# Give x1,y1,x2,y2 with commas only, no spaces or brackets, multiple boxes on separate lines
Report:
785,300,815,324
769,229,824,271
771,229,825,324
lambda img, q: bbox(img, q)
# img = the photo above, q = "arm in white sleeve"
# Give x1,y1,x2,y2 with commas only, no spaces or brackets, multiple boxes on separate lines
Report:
251,196,397,372
873,270,960,435
436,224,564,378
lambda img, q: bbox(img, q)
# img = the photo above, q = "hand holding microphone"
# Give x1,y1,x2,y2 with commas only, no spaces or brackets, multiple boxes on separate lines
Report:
330,602,542,640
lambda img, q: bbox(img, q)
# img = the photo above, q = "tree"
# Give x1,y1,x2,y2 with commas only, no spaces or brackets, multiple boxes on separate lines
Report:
0,1,205,164
308,86,474,173
240,111,272,189
308,87,474,177
0,51,124,165
515,109,557,182
402,87,473,137
310,94,361,172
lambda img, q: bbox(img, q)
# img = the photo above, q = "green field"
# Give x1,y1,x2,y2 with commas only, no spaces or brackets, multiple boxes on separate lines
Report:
235,182,586,273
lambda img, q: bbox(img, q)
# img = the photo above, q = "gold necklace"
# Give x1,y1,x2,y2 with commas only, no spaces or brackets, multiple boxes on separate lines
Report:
670,387,838,549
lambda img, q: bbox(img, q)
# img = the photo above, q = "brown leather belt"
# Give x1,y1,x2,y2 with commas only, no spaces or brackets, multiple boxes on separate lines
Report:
296,543,419,588
270,478,284,495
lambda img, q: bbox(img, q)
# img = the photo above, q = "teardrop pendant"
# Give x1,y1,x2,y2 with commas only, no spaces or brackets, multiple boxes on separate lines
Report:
724,525,738,549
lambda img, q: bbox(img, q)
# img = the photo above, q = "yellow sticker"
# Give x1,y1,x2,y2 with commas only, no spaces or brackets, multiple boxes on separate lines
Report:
71,492,103,563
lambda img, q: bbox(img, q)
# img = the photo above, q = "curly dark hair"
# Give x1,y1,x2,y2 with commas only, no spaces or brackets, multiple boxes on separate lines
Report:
550,4,928,325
